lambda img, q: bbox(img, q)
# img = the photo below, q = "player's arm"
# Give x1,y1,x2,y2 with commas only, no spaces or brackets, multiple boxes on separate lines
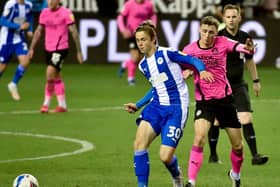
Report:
68,24,83,64
235,38,255,55
124,89,153,114
167,50,214,82
28,24,44,59
246,58,261,97
0,16,21,29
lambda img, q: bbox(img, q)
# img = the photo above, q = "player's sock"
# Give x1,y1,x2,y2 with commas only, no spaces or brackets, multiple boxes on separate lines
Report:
230,149,243,175
12,64,26,84
43,80,55,106
188,146,203,183
134,150,149,187
208,125,220,156
54,79,67,108
127,59,137,81
242,123,257,156
164,156,180,178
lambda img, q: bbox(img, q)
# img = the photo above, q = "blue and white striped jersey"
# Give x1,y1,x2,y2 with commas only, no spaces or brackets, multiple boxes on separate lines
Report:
138,46,205,106
0,0,33,45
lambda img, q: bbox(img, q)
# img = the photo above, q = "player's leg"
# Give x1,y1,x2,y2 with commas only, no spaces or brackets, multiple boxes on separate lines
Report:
8,42,30,100
208,119,222,163
161,106,187,187
217,97,243,187
186,118,211,187
238,112,268,165
127,59,137,86
234,84,268,165
134,120,157,187
225,127,243,187
41,65,57,113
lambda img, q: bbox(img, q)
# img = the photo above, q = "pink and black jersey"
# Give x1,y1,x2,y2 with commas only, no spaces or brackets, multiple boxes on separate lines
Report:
183,36,239,101
39,6,74,51
117,0,157,35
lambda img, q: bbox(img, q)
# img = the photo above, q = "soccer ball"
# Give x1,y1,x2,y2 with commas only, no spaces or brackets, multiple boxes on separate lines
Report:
13,174,39,187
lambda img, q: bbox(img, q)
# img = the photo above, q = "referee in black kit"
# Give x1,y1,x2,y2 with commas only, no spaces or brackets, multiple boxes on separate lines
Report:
208,4,269,165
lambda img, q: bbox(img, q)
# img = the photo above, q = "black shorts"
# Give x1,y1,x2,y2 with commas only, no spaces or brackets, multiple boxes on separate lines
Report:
194,95,241,129
45,49,68,71
231,82,252,112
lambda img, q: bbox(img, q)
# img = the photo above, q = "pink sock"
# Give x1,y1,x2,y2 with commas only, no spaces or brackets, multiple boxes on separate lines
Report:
188,146,203,182
43,80,55,106
230,149,244,174
126,59,137,80
54,79,66,108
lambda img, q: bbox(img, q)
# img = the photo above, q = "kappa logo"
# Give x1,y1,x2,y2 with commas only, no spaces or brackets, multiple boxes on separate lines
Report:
157,57,164,64
196,109,202,117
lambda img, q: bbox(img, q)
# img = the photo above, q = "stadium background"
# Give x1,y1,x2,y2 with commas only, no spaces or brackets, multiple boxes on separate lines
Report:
16,0,280,67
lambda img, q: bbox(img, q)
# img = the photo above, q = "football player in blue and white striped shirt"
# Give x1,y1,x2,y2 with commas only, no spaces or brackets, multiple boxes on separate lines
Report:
124,21,214,187
0,0,33,101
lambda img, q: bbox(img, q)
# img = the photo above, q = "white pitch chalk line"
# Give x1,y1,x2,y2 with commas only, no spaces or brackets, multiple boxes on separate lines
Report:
0,106,123,115
0,131,94,164
0,99,279,115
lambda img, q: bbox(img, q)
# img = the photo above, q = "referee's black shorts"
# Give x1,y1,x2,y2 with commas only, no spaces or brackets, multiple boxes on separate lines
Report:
231,82,252,112
194,95,241,129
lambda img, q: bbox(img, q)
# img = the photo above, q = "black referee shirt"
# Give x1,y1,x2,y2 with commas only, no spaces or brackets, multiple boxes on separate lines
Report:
218,28,253,85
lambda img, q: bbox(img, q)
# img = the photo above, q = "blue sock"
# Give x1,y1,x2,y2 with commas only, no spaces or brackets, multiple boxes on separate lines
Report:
164,156,180,178
12,64,25,84
134,150,149,187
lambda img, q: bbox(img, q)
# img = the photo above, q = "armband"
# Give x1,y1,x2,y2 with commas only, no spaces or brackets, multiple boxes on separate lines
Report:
253,78,260,83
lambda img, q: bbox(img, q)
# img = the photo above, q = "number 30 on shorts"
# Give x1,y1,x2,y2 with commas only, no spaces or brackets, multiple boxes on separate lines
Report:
166,126,182,142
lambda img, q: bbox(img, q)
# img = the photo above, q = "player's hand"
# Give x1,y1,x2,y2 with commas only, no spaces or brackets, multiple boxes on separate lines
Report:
77,52,84,64
200,71,214,83
20,22,30,30
253,82,261,97
244,38,255,54
124,103,138,114
27,31,33,40
121,29,132,39
28,49,34,59
182,69,193,80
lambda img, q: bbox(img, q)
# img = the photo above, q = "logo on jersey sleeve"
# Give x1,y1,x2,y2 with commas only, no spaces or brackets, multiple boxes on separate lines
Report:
69,13,75,22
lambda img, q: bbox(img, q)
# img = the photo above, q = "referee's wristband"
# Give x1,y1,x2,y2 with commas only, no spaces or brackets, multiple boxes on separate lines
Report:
253,78,260,83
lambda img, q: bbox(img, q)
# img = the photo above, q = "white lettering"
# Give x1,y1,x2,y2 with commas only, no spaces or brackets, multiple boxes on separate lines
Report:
161,20,188,49
240,21,266,64
79,19,105,61
108,20,130,63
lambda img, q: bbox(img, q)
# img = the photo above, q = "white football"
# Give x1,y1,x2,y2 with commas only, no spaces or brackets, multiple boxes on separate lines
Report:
13,174,39,187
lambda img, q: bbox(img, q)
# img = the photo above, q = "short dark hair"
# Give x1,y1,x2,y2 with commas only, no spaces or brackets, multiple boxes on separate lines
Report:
200,16,219,30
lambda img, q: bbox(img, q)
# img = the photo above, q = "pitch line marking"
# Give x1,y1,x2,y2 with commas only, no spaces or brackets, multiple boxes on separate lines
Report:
0,131,94,164
0,99,279,115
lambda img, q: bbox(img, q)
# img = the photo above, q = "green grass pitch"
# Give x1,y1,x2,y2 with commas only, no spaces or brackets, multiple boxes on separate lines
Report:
0,63,279,187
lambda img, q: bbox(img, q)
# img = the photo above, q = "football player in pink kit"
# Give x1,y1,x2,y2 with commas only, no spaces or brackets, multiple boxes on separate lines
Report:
117,0,157,85
183,16,255,187
28,0,83,113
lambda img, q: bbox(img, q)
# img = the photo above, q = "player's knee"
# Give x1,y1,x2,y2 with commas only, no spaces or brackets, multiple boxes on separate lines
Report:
232,142,243,154
238,112,252,124
194,134,207,147
159,150,173,164
134,138,147,150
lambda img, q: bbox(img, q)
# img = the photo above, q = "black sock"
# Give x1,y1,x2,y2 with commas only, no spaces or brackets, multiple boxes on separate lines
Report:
208,125,220,156
242,123,258,157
